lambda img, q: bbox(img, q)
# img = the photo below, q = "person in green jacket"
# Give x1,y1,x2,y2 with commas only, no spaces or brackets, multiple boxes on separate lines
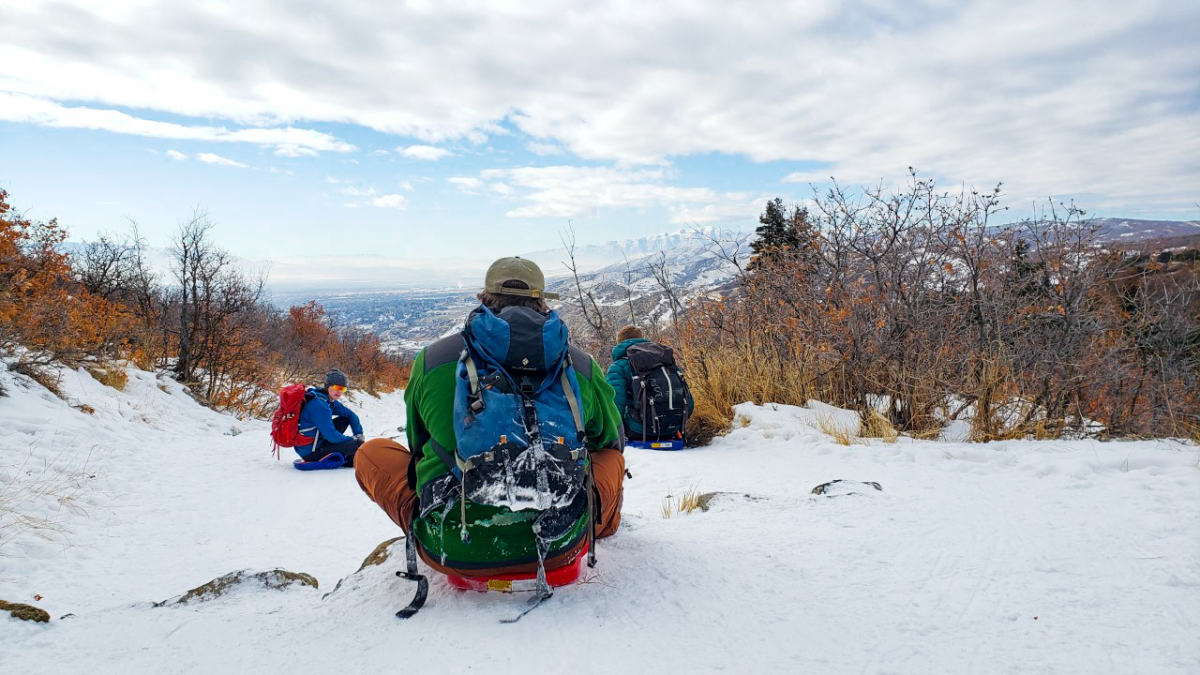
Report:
606,325,693,442
355,257,626,578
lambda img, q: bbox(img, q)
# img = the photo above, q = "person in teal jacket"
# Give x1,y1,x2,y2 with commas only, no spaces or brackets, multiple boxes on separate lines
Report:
606,325,693,441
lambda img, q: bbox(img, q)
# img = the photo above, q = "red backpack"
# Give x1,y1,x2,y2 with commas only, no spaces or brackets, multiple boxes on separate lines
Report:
270,383,314,459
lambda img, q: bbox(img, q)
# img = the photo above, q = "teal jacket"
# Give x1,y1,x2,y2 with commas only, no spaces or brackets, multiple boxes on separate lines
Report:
605,338,692,435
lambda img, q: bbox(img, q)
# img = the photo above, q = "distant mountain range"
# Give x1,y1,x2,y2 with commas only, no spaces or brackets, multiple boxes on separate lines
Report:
1083,217,1200,243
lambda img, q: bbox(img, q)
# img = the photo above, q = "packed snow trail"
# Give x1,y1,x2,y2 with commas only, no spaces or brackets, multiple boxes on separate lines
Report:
1,365,1197,674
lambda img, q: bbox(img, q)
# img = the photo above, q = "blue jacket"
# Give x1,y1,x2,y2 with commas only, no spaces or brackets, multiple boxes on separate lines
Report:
295,388,363,455
605,338,692,435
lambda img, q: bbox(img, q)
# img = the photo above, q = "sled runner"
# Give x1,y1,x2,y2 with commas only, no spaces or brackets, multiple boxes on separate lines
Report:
626,438,685,451
292,452,346,471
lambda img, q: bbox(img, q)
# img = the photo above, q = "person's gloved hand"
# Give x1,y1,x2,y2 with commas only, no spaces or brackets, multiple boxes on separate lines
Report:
354,433,365,443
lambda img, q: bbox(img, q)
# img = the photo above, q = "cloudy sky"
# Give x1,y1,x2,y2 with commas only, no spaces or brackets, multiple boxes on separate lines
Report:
1,0,1196,265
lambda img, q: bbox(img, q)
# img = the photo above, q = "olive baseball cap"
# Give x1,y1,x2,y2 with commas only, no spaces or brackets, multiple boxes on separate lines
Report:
484,257,560,300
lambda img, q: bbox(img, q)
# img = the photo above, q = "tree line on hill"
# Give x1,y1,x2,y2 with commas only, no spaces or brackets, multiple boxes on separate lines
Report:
0,189,408,412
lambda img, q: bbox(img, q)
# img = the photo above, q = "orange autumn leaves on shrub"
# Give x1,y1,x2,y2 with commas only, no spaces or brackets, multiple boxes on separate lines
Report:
0,189,136,365
0,188,409,414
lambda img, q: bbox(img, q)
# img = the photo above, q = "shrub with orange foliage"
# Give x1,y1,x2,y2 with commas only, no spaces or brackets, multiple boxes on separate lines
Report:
278,300,409,397
1,188,410,415
0,189,135,369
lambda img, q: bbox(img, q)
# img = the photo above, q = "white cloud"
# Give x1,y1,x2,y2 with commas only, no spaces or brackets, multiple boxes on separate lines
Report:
527,141,564,156
166,149,188,161
369,194,409,209
372,149,390,156
398,144,454,160
325,175,341,184
398,180,415,192
196,152,249,168
341,186,376,197
670,198,766,225
448,176,484,191
343,202,362,209
0,92,356,156
0,2,1196,212
469,165,751,222
274,145,319,157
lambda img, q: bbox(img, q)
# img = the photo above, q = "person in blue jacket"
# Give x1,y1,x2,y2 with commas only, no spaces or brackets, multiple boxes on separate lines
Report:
296,368,364,466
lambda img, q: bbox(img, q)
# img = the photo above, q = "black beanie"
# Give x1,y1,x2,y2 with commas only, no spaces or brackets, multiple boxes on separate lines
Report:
324,368,349,388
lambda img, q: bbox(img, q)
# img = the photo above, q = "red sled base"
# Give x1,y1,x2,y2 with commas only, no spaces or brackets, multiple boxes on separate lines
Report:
445,543,588,593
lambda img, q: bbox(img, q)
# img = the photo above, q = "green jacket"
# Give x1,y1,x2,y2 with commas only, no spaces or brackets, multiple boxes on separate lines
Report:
405,331,622,566
606,338,693,435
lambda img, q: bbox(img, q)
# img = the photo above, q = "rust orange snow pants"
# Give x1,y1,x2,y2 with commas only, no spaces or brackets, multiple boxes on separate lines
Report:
355,437,625,577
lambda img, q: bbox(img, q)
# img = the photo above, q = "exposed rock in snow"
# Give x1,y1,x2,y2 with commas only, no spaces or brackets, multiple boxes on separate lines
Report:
156,569,319,607
1,600,51,623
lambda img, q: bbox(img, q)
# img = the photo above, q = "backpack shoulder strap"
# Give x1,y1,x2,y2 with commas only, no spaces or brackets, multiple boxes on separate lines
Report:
559,358,585,442
423,333,466,374
566,344,591,378
408,332,467,490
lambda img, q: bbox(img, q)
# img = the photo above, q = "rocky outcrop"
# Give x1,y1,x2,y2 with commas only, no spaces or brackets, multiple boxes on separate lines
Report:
155,569,318,607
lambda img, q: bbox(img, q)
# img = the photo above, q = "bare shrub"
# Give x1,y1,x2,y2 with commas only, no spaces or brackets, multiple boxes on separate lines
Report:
677,171,1199,442
10,362,62,397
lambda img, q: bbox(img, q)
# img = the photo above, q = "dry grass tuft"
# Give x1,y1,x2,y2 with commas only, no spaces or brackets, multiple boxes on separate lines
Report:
814,414,856,445
862,410,899,443
661,485,703,519
87,365,128,391
0,446,97,554
681,344,815,445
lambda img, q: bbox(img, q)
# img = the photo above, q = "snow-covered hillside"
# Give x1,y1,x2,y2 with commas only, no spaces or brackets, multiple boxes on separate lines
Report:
1,363,1198,674
523,227,748,278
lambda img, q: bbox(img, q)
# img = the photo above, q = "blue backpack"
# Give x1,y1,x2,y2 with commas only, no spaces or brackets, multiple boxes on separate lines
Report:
452,305,589,515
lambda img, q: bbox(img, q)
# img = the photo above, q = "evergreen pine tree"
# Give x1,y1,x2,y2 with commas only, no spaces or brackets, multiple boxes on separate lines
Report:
749,197,818,271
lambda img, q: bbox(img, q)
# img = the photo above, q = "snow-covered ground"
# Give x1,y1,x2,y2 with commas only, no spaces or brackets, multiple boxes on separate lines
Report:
1,364,1198,674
